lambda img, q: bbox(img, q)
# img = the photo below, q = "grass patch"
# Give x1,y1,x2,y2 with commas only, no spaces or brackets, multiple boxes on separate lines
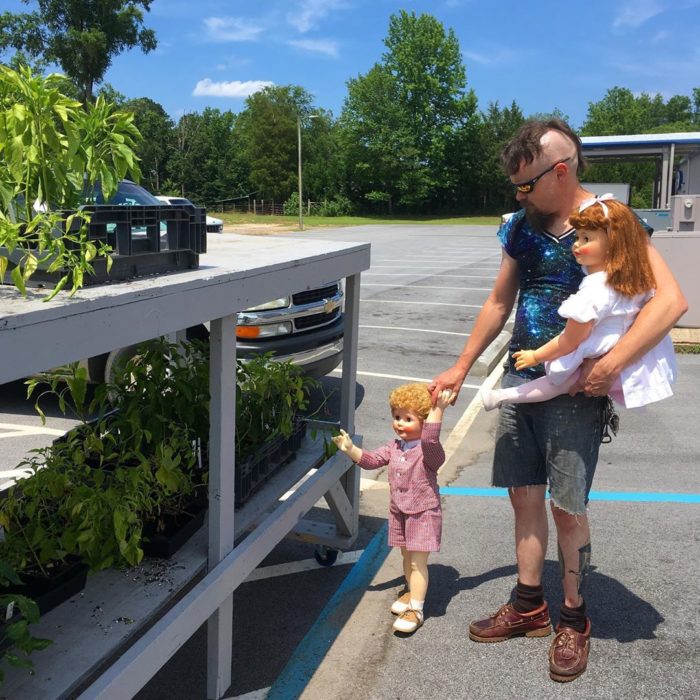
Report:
674,343,700,354
216,212,501,228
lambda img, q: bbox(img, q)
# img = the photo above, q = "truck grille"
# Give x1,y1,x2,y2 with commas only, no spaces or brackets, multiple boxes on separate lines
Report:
292,284,339,306
294,309,341,330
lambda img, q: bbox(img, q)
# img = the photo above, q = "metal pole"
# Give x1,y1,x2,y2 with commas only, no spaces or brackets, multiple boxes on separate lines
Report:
297,116,303,231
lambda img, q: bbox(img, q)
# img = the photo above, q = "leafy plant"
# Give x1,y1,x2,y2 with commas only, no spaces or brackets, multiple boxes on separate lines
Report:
235,354,318,460
0,561,52,684
0,64,141,298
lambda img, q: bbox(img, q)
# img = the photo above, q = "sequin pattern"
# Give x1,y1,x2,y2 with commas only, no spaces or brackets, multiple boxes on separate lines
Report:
498,210,583,378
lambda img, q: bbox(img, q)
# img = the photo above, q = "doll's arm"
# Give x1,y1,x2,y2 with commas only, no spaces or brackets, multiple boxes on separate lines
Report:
513,318,595,370
332,429,363,463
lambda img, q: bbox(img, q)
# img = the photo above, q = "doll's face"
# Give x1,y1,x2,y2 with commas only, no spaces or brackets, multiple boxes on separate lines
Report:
572,227,608,273
391,407,424,442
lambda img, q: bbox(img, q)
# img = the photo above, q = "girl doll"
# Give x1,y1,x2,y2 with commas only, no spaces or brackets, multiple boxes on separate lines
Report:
481,196,676,411
333,383,453,634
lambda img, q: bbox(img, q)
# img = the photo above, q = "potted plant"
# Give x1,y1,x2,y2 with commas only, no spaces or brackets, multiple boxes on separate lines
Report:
0,64,141,298
0,445,90,613
0,561,52,684
234,354,317,506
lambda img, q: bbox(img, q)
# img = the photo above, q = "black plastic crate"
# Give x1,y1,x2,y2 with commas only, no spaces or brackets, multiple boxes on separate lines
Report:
1,203,207,288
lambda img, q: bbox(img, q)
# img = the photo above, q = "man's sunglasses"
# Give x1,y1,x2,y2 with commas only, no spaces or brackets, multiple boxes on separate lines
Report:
512,157,570,194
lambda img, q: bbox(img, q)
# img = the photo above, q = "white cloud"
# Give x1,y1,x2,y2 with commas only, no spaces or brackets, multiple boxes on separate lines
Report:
288,38,339,58
612,0,664,30
193,79,273,98
287,0,349,33
462,47,522,66
203,17,265,42
651,29,670,44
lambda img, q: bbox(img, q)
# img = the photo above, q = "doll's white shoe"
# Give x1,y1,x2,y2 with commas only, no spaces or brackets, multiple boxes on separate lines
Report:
480,386,502,412
393,608,423,633
391,590,411,615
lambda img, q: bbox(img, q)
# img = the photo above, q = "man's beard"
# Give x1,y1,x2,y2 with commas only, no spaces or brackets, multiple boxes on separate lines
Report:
523,202,557,233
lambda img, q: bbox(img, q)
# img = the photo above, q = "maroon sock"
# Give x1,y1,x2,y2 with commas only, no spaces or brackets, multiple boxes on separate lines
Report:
559,601,587,633
513,580,544,613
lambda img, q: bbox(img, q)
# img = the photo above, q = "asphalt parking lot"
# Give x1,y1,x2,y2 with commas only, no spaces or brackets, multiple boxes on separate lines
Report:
2,225,698,699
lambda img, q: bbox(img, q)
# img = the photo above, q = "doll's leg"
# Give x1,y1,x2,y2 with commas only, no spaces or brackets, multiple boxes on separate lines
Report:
406,551,430,608
393,551,429,632
481,370,580,411
391,548,412,614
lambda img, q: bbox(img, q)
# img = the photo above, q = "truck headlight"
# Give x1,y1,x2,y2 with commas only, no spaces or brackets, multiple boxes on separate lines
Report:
245,296,290,312
236,322,292,339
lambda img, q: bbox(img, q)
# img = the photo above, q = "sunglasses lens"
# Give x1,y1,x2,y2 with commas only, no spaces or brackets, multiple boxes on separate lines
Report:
516,183,533,194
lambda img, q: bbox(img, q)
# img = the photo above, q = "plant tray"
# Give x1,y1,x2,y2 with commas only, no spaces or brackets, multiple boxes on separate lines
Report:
1,203,207,288
0,555,88,616
234,419,307,508
141,501,208,559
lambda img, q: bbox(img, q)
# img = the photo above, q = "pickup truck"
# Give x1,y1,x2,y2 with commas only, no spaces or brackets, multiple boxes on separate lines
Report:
81,181,344,382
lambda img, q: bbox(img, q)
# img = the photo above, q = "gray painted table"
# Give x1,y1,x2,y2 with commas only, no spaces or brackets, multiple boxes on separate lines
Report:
0,233,370,699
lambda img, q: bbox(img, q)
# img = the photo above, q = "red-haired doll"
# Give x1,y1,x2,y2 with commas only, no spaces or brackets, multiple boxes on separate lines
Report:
481,196,676,411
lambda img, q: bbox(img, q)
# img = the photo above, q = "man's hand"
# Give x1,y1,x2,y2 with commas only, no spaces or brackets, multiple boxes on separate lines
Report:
513,349,538,370
428,366,466,405
568,356,618,397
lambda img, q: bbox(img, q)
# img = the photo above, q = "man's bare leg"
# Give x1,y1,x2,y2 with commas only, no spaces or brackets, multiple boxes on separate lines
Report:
551,505,590,608
510,485,548,585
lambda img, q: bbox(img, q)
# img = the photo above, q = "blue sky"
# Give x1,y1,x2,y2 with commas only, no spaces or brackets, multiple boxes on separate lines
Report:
4,0,700,129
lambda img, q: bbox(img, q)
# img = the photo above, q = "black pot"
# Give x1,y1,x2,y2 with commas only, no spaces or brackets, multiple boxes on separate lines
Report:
0,555,88,616
141,499,207,558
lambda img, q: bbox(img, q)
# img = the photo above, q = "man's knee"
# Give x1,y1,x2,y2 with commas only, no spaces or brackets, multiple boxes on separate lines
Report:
551,501,588,531
509,485,547,513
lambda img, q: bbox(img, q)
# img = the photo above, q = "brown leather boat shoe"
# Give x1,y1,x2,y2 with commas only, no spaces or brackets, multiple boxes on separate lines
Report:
549,618,591,682
469,601,552,643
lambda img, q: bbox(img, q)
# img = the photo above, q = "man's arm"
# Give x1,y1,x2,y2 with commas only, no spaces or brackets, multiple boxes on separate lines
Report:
575,244,687,395
429,251,519,402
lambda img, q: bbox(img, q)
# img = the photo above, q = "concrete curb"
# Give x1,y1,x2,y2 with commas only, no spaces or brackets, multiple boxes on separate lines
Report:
470,330,511,376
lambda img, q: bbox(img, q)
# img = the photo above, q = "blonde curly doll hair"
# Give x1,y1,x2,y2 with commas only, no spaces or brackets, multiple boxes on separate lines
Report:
388,383,432,420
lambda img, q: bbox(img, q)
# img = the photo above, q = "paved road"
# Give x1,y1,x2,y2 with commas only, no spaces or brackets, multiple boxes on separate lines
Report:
3,225,698,699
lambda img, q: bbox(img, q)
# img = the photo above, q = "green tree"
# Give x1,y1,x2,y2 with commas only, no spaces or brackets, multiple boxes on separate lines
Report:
167,108,246,206
123,97,173,193
0,0,157,102
237,85,312,203
339,10,477,212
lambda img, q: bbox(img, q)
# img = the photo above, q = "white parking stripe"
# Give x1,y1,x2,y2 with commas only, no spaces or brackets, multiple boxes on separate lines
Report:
360,325,468,337
363,283,492,291
364,273,496,279
0,422,66,438
331,368,481,389
243,550,364,583
361,299,483,308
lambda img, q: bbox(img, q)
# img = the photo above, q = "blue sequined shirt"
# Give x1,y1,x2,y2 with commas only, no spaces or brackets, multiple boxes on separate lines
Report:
498,210,583,379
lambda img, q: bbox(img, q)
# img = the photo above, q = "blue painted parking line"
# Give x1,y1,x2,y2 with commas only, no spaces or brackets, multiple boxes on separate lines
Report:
266,524,391,700
439,486,700,504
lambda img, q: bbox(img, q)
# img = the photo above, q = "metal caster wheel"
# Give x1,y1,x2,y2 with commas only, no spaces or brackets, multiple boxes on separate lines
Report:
313,545,339,567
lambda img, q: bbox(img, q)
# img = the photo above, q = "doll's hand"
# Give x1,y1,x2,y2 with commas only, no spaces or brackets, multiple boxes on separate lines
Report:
435,389,454,410
332,429,355,454
513,349,538,370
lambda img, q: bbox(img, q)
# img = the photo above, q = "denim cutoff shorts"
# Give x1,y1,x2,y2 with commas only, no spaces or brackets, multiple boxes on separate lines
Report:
492,372,605,514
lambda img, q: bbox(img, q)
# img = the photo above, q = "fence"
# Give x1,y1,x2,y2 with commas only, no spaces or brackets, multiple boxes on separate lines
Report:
213,198,319,217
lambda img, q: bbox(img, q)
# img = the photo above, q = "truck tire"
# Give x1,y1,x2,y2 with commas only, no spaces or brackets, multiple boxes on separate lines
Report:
103,344,141,385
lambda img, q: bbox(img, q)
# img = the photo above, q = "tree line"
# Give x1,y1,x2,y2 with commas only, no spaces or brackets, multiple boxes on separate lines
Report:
2,5,699,214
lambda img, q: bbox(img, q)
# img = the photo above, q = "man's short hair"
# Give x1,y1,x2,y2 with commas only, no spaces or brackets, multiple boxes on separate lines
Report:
501,118,586,177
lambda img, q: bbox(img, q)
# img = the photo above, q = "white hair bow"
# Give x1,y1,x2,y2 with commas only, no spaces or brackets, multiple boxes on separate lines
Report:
579,192,616,217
